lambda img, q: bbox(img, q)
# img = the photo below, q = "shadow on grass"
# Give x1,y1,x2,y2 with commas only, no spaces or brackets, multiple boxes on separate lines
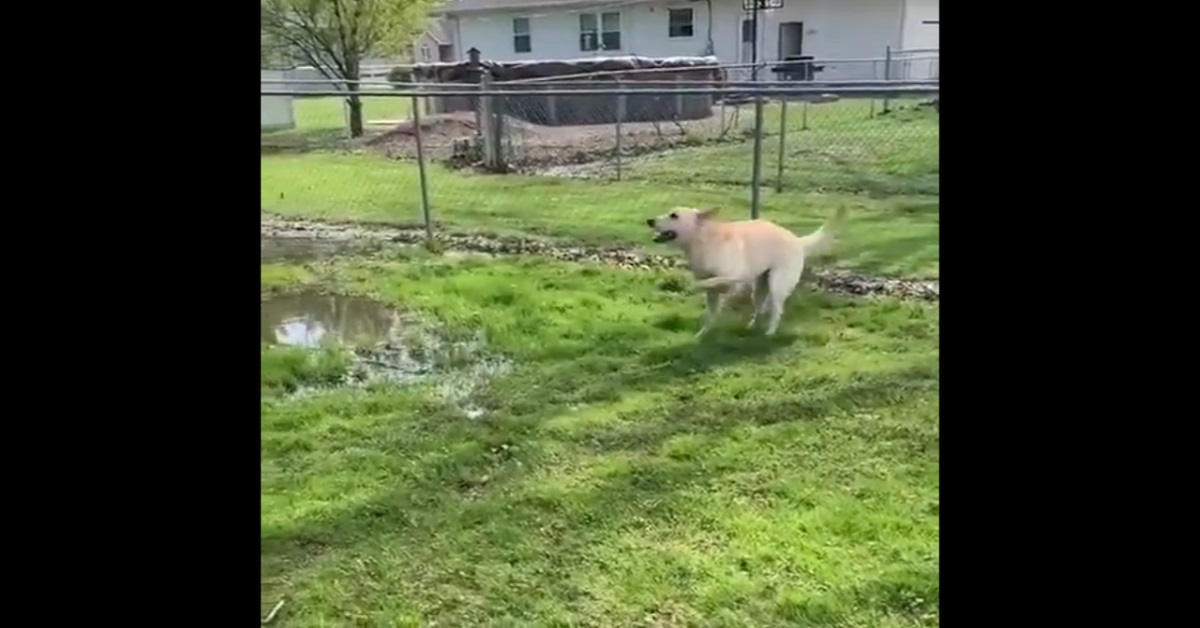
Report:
563,359,939,454
842,232,941,278
849,200,940,221
776,563,939,625
499,322,803,416
261,357,937,620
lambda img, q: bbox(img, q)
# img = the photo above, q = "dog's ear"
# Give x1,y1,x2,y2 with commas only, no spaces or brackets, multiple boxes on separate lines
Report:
697,208,719,221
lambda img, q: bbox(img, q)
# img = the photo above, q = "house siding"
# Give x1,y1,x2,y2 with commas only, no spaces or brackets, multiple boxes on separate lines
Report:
709,0,905,80
446,0,931,81
454,2,714,63
899,0,939,79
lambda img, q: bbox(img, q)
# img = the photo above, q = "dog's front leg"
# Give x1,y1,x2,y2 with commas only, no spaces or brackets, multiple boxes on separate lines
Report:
746,273,770,330
696,289,729,338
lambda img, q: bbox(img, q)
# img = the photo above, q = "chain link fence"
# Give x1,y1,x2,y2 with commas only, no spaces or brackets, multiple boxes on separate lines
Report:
487,90,938,198
261,69,938,246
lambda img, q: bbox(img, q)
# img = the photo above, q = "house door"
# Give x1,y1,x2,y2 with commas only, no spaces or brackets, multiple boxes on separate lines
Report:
778,22,803,59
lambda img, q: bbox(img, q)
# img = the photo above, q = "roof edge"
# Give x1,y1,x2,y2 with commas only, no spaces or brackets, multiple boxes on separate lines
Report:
431,0,654,18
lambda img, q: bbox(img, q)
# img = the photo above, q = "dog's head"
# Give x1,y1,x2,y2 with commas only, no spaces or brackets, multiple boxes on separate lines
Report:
645,207,717,244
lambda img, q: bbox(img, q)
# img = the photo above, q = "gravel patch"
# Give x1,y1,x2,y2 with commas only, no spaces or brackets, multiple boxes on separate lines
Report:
261,214,939,302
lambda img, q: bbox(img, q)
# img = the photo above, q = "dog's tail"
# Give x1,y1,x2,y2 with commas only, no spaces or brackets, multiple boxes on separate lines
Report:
794,206,848,257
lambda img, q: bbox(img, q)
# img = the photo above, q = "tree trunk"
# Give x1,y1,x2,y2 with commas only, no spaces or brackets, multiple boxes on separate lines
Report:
346,83,364,138
344,54,364,138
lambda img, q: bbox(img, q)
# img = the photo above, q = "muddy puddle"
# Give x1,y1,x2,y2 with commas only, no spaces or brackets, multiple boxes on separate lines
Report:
262,290,510,417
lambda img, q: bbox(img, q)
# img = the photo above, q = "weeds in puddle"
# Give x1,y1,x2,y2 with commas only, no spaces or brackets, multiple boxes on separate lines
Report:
261,345,351,397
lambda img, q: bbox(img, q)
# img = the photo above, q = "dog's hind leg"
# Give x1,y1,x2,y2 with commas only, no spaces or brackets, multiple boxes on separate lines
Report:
764,258,806,336
746,272,771,329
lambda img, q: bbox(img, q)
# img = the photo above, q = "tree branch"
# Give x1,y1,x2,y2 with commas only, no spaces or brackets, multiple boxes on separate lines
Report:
261,0,419,86
262,0,349,81
331,0,352,68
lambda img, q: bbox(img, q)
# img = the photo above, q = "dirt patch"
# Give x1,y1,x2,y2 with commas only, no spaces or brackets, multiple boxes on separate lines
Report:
261,234,389,263
362,109,742,171
363,111,478,154
260,214,940,301
534,146,691,179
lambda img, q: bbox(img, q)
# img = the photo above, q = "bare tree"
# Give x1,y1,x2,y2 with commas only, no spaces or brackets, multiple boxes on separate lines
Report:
260,0,428,137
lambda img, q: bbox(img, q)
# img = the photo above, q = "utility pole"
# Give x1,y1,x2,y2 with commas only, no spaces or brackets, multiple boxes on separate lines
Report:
750,2,760,82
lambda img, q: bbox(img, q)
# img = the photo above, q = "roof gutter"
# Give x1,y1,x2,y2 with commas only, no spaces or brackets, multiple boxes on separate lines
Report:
431,0,652,18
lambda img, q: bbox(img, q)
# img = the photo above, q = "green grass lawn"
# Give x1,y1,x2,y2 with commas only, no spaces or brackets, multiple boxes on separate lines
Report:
262,96,415,146
261,97,938,277
630,102,939,197
261,252,940,626
293,95,414,129
261,153,939,278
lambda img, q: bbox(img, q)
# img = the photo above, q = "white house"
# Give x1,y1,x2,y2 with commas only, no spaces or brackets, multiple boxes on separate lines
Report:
430,0,939,80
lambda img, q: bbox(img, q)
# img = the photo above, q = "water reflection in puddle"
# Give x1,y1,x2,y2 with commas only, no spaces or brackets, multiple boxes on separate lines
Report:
261,289,509,417
261,291,401,348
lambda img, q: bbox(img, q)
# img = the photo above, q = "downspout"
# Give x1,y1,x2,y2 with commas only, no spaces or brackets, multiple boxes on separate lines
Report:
890,0,907,80
704,0,715,56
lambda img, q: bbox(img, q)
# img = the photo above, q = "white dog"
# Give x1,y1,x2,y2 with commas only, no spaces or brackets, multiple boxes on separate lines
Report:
646,206,847,337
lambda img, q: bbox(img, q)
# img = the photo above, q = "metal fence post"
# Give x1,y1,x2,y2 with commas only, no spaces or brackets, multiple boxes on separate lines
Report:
467,48,483,135
615,77,625,181
883,45,893,114
750,94,765,219
869,58,877,118
775,98,788,193
411,95,433,243
492,87,507,170
750,1,764,219
479,72,498,168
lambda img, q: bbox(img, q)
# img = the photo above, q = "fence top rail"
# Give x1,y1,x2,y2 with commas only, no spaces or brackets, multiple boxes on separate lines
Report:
493,62,734,84
261,78,941,87
260,85,940,98
499,56,939,84
259,56,941,86
443,79,941,88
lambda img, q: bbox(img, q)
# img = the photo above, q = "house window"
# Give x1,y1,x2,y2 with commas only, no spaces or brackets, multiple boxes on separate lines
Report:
420,44,431,61
742,19,754,43
668,8,694,38
513,17,532,53
580,12,621,52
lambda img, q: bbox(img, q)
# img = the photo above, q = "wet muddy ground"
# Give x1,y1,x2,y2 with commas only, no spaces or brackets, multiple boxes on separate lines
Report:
261,214,940,301
262,289,509,416
261,234,390,263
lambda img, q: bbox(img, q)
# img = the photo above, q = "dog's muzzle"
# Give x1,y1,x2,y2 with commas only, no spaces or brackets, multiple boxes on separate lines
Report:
652,230,677,243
